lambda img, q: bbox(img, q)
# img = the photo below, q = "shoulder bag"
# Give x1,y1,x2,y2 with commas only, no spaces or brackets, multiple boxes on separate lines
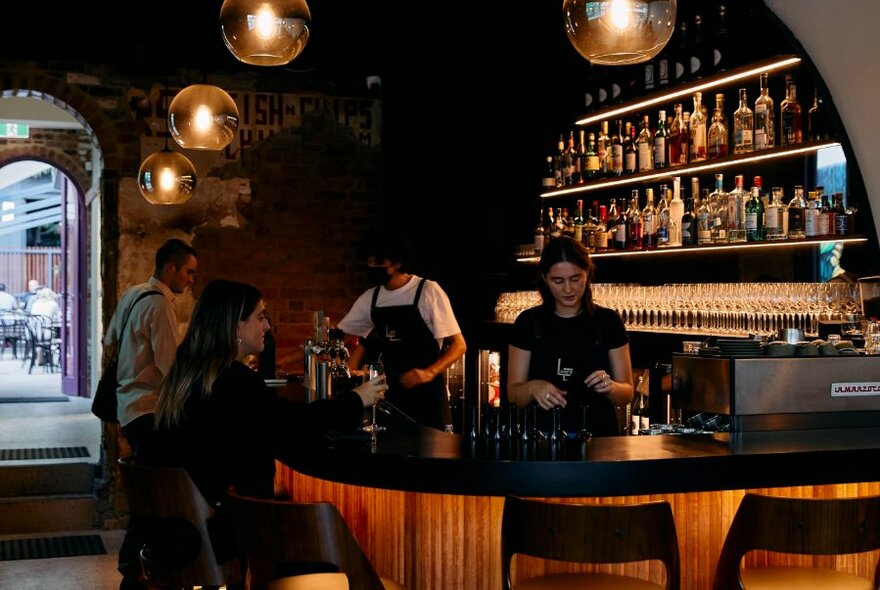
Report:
91,290,162,422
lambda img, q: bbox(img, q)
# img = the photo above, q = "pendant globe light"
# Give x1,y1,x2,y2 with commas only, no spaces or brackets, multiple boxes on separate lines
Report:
220,0,311,66
137,130,198,205
563,0,677,65
168,84,240,151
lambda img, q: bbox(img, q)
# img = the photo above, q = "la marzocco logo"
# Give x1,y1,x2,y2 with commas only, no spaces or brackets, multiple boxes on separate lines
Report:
831,382,880,397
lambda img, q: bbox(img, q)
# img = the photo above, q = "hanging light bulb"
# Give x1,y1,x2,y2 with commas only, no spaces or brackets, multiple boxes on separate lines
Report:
137,148,197,205
563,0,677,65
168,84,240,151
220,0,311,66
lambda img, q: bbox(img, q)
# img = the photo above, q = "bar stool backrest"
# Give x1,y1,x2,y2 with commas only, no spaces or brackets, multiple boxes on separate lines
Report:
501,495,681,590
712,493,880,590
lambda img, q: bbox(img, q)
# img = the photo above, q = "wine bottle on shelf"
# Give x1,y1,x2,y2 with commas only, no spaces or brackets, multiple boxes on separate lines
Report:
657,39,671,88
667,103,686,167
709,173,728,243
787,185,807,239
637,115,654,172
585,132,600,180
707,93,728,160
745,182,765,242
627,190,643,251
668,177,684,247
680,187,696,246
611,198,627,250
689,92,707,162
765,187,786,241
673,21,690,83
534,208,546,255
754,72,775,150
711,2,730,73
542,156,556,192
656,184,670,247
624,122,637,175
630,383,649,435
654,110,668,169
727,174,747,243
808,86,831,141
689,13,706,80
780,75,803,146
833,192,849,235
643,58,656,92
642,188,658,250
565,131,577,185
611,119,625,177
574,129,586,184
733,88,754,154
555,135,566,188
596,203,610,251
597,121,611,178
573,199,586,244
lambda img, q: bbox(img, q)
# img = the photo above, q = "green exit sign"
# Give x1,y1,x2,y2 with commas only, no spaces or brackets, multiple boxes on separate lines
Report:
0,123,30,138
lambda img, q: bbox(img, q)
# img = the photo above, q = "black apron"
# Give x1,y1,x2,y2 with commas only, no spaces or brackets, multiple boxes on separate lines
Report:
367,278,450,430
528,309,619,436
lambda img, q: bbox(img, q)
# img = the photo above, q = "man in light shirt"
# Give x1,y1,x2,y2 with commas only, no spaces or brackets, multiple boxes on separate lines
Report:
0,283,16,310
103,238,197,590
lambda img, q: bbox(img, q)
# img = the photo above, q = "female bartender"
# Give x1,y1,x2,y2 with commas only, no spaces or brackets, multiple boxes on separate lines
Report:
507,236,633,436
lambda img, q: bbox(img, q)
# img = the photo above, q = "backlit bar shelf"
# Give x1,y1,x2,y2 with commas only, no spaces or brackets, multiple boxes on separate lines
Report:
515,236,868,263
540,140,841,199
574,55,802,127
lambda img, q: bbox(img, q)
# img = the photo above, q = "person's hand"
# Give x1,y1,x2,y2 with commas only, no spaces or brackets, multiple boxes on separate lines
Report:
399,367,434,389
534,381,567,409
584,370,614,395
353,375,388,407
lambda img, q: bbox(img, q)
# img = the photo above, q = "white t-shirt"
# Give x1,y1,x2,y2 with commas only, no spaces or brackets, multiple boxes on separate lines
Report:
338,275,461,343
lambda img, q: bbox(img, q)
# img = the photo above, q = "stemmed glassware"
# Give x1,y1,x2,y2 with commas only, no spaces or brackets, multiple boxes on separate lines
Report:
361,359,386,435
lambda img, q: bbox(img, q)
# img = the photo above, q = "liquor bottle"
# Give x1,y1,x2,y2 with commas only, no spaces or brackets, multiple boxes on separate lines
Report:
765,187,786,240
657,39,671,88
818,188,831,236
689,13,705,80
611,119,625,177
745,185,765,242
611,198,627,250
555,134,567,188
667,103,687,167
833,192,849,235
754,72,775,150
726,174,747,243
565,131,577,185
542,156,556,192
550,207,564,240
656,184,670,247
583,204,599,250
596,204,610,251
690,176,701,212
626,191,643,250
642,188,657,249
709,173,728,243
573,199,586,243
780,75,803,146
585,132,600,180
680,187,696,246
668,177,684,247
629,384,649,435
534,208,546,255
707,94,728,159
733,88,754,154
681,111,692,161
808,87,831,140
653,110,668,169
597,121,612,177
561,207,574,238
643,58,656,92
636,115,653,172
804,190,820,238
696,189,714,245
689,92,707,162
624,122,637,174
711,2,730,73
574,129,586,184
673,20,690,83
787,185,807,239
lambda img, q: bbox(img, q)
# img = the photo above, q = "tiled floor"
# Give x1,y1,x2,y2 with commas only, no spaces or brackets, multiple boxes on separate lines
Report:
0,356,123,590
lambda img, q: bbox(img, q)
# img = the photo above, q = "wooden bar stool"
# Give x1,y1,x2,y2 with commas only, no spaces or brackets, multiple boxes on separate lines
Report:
226,487,406,590
713,493,880,590
501,496,680,589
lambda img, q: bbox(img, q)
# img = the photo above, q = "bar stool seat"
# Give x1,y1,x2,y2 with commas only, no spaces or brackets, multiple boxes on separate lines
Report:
265,572,405,590
513,571,664,589
740,567,875,589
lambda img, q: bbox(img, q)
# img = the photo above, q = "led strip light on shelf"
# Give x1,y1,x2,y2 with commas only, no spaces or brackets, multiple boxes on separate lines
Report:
516,237,868,263
541,141,841,198
574,56,802,127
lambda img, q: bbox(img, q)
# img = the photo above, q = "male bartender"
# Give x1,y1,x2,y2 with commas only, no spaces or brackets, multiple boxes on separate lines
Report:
338,234,466,431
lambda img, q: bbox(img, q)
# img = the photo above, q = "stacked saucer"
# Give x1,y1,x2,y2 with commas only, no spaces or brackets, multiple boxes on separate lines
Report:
717,339,763,357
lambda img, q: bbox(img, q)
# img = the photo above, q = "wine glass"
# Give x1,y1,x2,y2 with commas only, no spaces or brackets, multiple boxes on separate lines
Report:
361,360,386,434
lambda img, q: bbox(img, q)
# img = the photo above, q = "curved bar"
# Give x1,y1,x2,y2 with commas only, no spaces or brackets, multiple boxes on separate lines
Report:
277,424,880,589
280,424,880,497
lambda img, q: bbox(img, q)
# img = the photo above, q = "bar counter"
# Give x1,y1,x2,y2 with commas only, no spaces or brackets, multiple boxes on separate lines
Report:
275,421,880,589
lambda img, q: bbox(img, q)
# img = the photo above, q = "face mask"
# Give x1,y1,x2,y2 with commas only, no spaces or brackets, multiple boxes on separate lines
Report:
368,266,390,286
